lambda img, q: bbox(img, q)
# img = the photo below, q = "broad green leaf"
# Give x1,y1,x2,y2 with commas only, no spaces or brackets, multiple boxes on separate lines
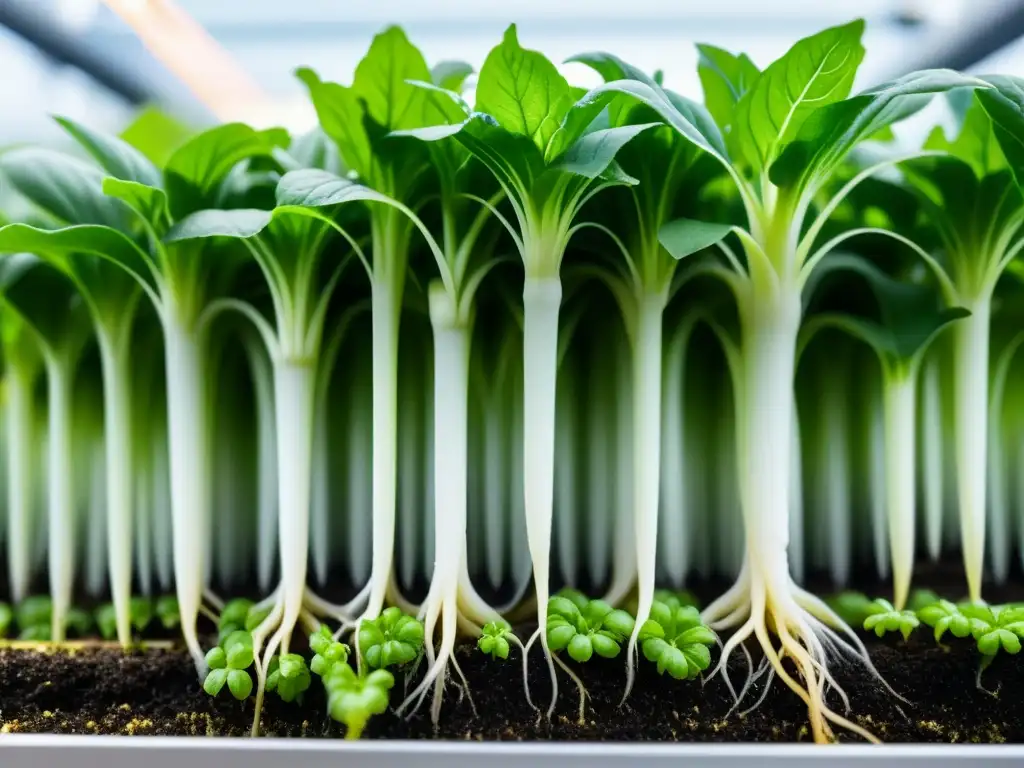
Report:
0,253,88,346
102,178,170,231
119,107,193,167
770,69,990,191
0,223,158,297
659,218,733,260
275,169,400,211
554,123,659,179
977,75,1024,189
164,123,288,220
0,148,131,229
476,25,574,154
352,26,432,131
924,98,1005,177
281,129,342,175
56,116,162,188
297,68,372,178
696,44,760,135
164,209,273,244
735,20,865,172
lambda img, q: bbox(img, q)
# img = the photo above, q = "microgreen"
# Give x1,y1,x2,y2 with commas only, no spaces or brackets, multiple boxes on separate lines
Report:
266,653,312,703
358,607,425,669
862,598,919,640
309,625,351,677
546,593,635,663
478,621,517,661
637,601,716,680
323,665,394,740
203,630,255,701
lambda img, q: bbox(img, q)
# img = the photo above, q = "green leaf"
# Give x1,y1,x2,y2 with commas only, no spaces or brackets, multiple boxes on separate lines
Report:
205,646,227,670
56,116,162,188
659,218,733,260
164,208,273,244
102,179,169,231
590,633,621,658
567,633,593,662
163,123,287,219
203,667,228,696
770,69,989,191
227,669,253,700
977,75,1024,189
696,44,760,137
119,107,193,167
0,148,131,230
735,20,865,172
680,643,712,675
275,169,402,212
548,623,576,650
432,60,474,92
553,123,658,178
352,26,432,132
476,25,574,154
600,609,636,638
925,98,1006,177
657,645,688,678
297,68,372,178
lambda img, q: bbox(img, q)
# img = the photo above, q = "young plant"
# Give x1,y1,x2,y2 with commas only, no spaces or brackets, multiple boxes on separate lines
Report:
324,664,394,740
397,25,657,711
478,620,518,661
266,653,312,703
636,599,717,680
203,630,255,701
309,625,350,677
917,600,976,643
0,119,287,666
15,596,52,641
358,607,425,670
579,23,984,740
862,598,919,640
801,255,967,608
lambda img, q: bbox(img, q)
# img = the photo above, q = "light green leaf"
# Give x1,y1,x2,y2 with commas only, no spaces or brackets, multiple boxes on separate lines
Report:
553,123,659,178
696,44,761,136
102,178,170,230
659,218,733,260
164,209,273,244
352,26,432,131
431,60,474,92
925,97,1006,177
977,75,1024,189
476,25,574,154
735,20,865,171
297,68,372,178
119,107,193,167
56,115,162,188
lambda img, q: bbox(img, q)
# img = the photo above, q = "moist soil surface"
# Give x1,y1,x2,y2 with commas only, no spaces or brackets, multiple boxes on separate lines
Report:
0,633,1018,743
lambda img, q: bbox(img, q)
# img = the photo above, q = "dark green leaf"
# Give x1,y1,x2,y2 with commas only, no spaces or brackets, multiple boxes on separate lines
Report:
554,123,658,178
164,209,272,244
977,75,1024,188
696,44,760,136
56,116,162,187
659,218,733,260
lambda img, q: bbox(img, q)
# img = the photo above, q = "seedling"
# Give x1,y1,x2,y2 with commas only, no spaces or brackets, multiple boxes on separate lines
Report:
826,591,873,627
309,625,350,677
324,664,394,740
636,600,717,680
203,630,255,701
478,621,516,661
917,600,975,643
546,593,635,663
16,596,52,641
357,607,424,670
266,653,312,703
862,599,919,640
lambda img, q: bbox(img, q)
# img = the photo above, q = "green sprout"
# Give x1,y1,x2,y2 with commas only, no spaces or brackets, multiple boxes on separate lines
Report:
546,592,635,663
907,589,941,613
95,604,118,641
357,607,424,669
636,600,716,680
324,664,394,740
156,596,180,629
917,600,975,643
266,653,312,703
862,598,919,640
478,621,517,660
203,630,255,701
0,603,11,638
309,625,350,677
16,596,52,640
218,598,254,643
957,604,1024,658
653,589,701,610
129,597,154,633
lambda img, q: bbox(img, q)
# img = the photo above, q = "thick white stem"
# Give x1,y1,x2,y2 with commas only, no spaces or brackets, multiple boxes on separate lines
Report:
522,277,561,639
603,341,635,605
659,332,687,588
347,379,372,586
365,281,399,619
151,421,173,592
250,349,278,592
868,384,889,579
954,297,991,602
85,439,107,597
311,396,329,588
884,372,916,610
398,359,422,593
45,359,75,641
163,318,209,671
921,356,944,561
6,365,34,603
737,289,800,583
273,359,317,655
98,332,133,647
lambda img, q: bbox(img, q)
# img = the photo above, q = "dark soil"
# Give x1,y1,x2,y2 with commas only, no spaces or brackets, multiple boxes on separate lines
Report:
0,632,1018,743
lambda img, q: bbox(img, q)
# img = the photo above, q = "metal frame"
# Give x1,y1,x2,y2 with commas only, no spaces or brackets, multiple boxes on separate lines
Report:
1,738,1023,768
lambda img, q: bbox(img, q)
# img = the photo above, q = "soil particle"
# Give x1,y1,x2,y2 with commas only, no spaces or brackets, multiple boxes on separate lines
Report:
0,631,1018,742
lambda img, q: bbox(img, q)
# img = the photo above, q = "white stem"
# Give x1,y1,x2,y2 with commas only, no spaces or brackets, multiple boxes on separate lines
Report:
921,355,944,561
954,297,991,602
788,396,804,584
659,331,687,588
398,356,422,593
604,339,635,605
737,288,800,584
250,348,278,592
85,439,107,597
482,402,505,591
522,276,561,644
310,394,329,588
273,359,317,656
45,360,74,641
365,280,399,619
98,332,133,647
347,378,372,586
555,362,578,586
6,364,34,603
588,349,613,589
868,383,889,579
884,372,916,610
135,459,153,596
163,317,209,671
151,421,173,592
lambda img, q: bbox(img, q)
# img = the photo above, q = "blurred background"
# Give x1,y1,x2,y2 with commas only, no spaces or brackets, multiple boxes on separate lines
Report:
0,0,1023,145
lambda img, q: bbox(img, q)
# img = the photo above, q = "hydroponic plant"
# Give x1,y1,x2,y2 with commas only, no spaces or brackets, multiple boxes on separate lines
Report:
0,16,1021,747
